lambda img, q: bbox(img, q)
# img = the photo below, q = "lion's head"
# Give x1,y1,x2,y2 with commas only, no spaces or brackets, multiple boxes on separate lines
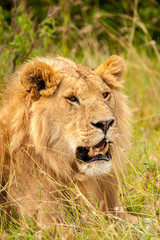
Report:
2,55,130,178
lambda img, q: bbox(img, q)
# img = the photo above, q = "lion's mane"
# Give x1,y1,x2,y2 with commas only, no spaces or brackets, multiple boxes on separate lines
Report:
0,55,131,226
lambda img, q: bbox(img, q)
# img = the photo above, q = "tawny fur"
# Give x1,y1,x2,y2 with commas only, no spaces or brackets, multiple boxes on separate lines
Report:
0,55,131,227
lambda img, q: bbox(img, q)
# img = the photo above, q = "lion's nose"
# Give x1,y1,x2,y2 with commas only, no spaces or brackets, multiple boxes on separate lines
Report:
91,119,114,134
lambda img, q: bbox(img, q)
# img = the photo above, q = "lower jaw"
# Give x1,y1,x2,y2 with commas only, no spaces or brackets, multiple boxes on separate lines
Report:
81,154,110,163
76,151,112,164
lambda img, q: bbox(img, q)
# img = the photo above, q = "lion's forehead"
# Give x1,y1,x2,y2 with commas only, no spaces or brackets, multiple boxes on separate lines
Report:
75,64,96,78
59,65,107,96
60,78,107,100
59,63,99,80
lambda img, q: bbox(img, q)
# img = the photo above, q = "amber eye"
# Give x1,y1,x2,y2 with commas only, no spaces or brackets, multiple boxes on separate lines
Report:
103,92,110,99
67,96,79,103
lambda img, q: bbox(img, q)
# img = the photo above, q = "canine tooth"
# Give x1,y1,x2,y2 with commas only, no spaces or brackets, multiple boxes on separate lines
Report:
103,143,109,154
88,147,94,156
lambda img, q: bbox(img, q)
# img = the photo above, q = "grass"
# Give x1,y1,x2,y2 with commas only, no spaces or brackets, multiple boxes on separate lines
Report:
0,1,160,239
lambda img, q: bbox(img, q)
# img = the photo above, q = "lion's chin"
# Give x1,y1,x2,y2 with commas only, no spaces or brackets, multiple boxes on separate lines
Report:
78,161,112,177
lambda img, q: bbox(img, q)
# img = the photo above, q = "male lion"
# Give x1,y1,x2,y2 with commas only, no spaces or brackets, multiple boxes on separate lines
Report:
0,55,131,227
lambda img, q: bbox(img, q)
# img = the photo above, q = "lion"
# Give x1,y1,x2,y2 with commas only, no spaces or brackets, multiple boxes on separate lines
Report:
0,55,131,228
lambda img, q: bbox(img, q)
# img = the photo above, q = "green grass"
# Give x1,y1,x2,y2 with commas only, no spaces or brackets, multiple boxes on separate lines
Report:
0,1,160,239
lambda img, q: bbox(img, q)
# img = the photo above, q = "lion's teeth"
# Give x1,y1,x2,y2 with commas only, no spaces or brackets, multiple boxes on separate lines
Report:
88,147,94,156
103,143,109,154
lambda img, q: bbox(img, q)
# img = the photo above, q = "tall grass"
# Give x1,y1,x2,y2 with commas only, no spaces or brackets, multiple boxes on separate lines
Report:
0,1,160,239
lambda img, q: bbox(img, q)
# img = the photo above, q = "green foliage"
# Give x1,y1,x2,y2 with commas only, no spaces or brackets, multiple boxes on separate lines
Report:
0,3,57,81
0,0,159,79
0,0,160,239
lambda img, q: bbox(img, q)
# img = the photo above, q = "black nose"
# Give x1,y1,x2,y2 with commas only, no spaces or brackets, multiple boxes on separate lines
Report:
91,119,114,134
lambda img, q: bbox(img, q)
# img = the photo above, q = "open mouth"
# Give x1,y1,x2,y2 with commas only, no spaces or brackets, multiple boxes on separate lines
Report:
76,139,112,163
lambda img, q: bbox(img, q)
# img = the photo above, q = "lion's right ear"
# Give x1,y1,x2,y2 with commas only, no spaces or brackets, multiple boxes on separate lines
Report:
21,61,61,101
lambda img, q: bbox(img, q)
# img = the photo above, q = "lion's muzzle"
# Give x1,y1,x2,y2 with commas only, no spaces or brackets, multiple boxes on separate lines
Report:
90,119,114,135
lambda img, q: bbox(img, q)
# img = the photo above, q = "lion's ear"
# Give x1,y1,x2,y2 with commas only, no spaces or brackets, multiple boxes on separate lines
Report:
21,61,61,101
95,55,126,89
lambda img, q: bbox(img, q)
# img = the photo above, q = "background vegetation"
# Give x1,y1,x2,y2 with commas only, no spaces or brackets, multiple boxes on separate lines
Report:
0,0,160,239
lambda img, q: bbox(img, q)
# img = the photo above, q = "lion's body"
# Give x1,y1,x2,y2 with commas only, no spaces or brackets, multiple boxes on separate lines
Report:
0,56,131,226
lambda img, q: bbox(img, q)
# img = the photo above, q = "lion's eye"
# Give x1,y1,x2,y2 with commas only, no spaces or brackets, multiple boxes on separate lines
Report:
67,95,79,103
103,92,110,99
